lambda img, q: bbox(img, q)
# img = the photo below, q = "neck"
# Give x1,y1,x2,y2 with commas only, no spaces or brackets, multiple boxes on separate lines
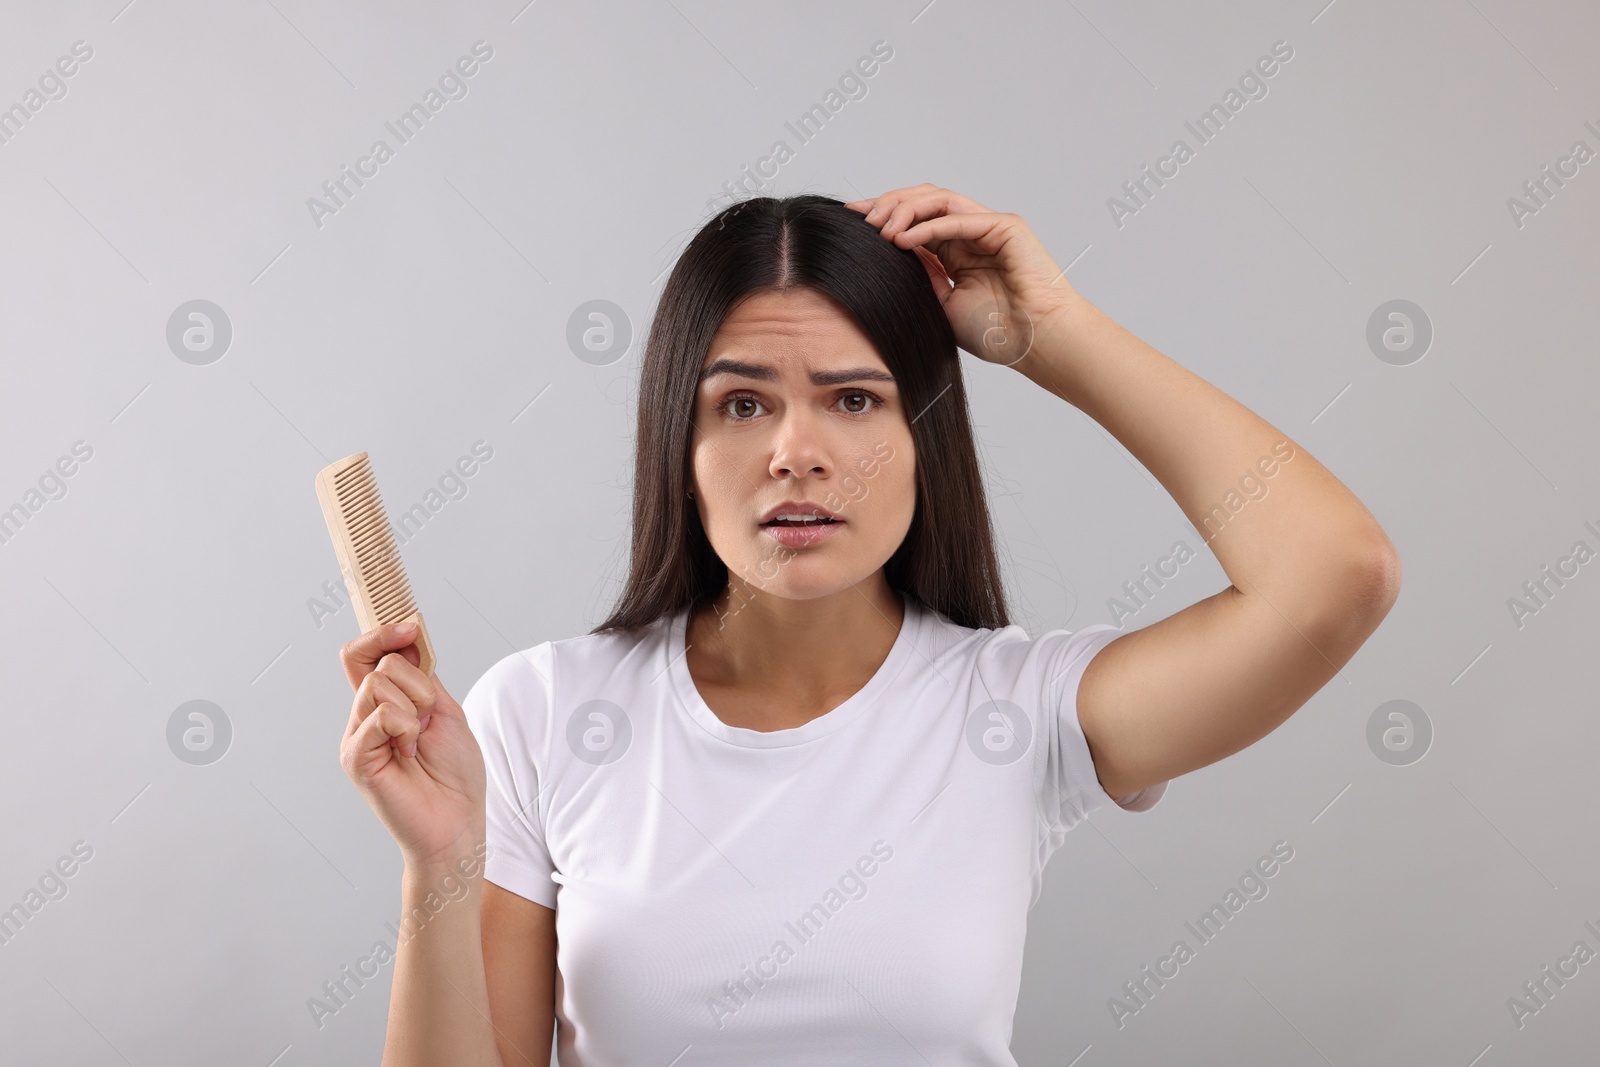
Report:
687,575,906,708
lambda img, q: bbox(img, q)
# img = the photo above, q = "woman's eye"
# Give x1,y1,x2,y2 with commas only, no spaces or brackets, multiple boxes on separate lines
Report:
720,395,765,420
717,391,881,420
840,391,880,415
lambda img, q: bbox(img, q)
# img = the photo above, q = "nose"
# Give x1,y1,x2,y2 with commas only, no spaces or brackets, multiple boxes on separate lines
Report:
768,406,832,480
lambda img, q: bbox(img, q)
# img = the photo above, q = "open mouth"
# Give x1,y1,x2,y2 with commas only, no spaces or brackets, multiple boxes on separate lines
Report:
758,511,845,547
760,516,841,527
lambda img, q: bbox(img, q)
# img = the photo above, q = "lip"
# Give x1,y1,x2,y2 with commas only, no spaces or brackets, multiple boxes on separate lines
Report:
761,520,844,549
757,499,845,550
757,500,843,525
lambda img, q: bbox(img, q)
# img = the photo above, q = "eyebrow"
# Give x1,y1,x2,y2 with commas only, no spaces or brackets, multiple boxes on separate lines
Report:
697,358,896,387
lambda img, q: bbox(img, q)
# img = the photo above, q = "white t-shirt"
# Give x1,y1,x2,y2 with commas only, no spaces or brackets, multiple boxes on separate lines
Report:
463,595,1166,1066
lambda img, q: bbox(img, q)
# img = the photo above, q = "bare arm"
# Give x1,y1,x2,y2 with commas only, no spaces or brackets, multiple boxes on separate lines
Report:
379,852,557,1067
1023,296,1401,798
336,624,556,1067
482,882,558,1067
838,183,1402,800
379,841,505,1067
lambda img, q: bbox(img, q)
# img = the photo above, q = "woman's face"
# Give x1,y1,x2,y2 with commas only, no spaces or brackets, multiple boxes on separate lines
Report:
690,287,917,603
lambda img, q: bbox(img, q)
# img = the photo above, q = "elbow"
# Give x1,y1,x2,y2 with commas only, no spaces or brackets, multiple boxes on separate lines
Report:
1353,530,1402,621
1310,535,1401,651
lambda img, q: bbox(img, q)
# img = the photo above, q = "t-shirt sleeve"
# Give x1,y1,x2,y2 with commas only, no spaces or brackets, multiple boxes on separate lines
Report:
1040,622,1168,833
460,643,560,910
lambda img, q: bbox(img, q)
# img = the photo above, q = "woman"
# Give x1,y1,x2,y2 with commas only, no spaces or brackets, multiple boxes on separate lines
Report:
338,185,1400,1066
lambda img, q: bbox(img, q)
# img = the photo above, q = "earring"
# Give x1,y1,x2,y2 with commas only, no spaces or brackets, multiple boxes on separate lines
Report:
687,489,695,499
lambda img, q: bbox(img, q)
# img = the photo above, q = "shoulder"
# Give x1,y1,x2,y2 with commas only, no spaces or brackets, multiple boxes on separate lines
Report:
916,602,1122,697
461,616,674,737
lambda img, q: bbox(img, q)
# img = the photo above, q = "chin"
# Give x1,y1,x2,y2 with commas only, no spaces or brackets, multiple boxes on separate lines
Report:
727,550,890,603
729,566,836,601
710,523,907,601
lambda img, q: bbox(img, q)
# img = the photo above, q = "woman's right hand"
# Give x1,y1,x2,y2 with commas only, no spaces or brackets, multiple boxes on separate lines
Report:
339,622,487,868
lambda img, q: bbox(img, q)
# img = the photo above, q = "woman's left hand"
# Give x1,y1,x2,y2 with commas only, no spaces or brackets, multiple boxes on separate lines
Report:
845,183,1079,366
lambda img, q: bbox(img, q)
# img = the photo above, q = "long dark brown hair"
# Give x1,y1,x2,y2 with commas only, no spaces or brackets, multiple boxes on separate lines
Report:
591,193,1009,634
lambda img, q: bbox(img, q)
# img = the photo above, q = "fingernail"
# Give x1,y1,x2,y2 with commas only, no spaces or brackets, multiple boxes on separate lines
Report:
395,622,417,636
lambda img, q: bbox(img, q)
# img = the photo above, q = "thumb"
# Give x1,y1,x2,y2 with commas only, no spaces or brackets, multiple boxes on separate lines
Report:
421,672,466,726
913,245,953,300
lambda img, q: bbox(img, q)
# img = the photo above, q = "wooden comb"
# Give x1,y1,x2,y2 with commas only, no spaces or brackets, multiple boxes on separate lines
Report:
315,452,436,677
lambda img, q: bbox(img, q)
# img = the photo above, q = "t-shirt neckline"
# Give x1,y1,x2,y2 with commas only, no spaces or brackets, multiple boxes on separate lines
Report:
666,596,925,748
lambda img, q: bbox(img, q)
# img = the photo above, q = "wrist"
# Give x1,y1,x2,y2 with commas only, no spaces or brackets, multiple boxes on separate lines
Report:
397,848,487,943
401,829,490,887
1016,293,1102,399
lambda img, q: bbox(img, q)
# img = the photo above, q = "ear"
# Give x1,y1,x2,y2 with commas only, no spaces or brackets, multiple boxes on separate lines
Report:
913,245,953,301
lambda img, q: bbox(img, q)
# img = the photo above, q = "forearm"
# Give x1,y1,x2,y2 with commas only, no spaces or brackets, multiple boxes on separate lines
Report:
381,841,504,1067
1023,294,1397,609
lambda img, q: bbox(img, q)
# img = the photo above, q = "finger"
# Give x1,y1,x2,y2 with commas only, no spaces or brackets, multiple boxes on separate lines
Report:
369,661,464,736
349,702,421,766
860,182,942,213
376,652,441,737
913,245,954,296
862,191,909,225
892,211,1018,257
340,622,424,692
374,651,438,713
346,670,418,739
880,187,956,235
857,187,917,224
865,187,989,236
882,199,921,239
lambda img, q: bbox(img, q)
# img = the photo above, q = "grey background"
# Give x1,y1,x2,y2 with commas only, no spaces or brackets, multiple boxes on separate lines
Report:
2,0,1596,1064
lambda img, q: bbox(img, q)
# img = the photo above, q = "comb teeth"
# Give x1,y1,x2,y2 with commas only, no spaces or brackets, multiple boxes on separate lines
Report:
315,451,437,677
330,459,417,625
